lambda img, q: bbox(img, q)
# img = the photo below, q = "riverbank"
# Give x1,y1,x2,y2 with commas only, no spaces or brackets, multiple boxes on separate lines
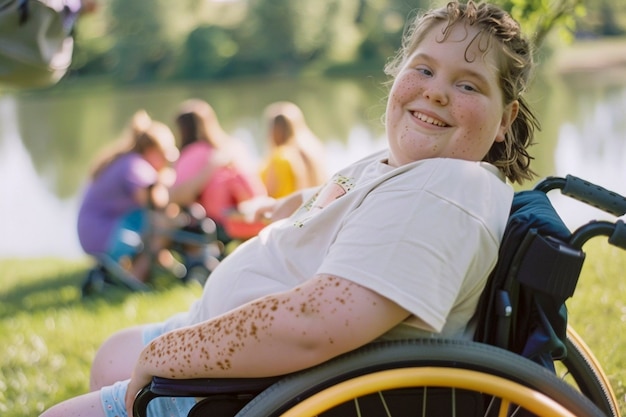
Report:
551,35,626,75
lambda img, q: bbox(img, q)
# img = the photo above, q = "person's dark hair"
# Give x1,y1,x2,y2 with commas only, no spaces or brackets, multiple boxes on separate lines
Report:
174,99,229,151
385,0,538,184
176,112,199,150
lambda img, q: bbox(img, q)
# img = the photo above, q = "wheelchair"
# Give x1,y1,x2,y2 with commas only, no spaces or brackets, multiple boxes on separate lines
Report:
81,204,222,297
132,175,626,417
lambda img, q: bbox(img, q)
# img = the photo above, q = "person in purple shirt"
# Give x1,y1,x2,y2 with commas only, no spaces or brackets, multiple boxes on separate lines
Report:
77,109,179,283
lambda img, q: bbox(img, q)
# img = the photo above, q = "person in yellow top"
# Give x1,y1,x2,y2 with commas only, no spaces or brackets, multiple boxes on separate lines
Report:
259,101,327,198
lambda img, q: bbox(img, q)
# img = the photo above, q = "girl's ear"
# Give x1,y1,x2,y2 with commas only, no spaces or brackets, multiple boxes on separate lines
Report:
495,100,519,143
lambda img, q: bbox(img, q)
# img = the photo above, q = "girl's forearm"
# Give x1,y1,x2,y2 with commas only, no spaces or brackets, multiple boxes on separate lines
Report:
135,275,408,380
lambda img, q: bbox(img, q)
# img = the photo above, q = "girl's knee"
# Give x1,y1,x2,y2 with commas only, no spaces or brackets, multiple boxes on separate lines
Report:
90,326,145,391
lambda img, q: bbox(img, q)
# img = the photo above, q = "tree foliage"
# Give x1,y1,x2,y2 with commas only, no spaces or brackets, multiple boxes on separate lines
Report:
70,0,622,84
492,0,586,47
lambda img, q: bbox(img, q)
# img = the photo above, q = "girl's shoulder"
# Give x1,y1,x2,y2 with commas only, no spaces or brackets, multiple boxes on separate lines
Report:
181,141,213,156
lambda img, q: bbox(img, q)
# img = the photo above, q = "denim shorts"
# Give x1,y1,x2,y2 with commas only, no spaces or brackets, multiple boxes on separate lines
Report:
101,380,196,417
100,320,196,417
107,209,148,262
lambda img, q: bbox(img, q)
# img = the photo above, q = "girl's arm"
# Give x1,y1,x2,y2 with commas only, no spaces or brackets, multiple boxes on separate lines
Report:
250,187,315,223
169,152,231,206
168,166,213,206
125,274,410,413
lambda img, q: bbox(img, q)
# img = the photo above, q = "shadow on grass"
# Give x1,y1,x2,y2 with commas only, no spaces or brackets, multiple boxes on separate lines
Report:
0,263,182,319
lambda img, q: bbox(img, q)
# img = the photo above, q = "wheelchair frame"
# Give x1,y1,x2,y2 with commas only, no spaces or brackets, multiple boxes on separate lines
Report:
81,206,222,297
132,174,626,417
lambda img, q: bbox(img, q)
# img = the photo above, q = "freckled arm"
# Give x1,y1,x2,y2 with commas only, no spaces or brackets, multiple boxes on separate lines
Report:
125,274,410,410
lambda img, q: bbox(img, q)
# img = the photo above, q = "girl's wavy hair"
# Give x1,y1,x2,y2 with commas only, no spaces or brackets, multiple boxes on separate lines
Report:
384,1,539,184
90,110,175,179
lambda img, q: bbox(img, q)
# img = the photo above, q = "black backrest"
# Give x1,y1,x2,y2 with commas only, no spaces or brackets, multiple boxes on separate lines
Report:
473,190,586,370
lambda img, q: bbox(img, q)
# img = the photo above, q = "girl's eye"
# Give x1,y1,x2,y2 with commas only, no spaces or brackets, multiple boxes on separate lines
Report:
459,83,477,92
416,67,433,77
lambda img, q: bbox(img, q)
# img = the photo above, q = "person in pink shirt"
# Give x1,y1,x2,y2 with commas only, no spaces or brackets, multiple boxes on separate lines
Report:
169,99,267,245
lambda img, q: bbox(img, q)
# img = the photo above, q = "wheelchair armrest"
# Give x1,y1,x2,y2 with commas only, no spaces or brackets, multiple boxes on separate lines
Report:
149,375,281,396
133,375,282,417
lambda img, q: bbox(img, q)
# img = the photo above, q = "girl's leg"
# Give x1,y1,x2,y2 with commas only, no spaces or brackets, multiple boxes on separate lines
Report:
40,384,197,417
90,326,145,391
40,391,106,417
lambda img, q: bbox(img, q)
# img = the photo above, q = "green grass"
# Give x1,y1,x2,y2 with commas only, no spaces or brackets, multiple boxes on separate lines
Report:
566,240,626,413
1,243,625,417
0,258,202,416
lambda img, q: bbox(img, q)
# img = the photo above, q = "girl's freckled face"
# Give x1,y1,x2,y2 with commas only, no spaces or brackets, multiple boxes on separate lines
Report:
385,21,511,167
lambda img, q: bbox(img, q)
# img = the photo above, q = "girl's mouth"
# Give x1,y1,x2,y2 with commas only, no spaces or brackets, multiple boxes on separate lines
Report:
411,111,448,127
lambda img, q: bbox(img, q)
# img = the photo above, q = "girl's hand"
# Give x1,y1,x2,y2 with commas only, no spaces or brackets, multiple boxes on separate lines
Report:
237,196,277,223
150,183,170,209
125,366,152,417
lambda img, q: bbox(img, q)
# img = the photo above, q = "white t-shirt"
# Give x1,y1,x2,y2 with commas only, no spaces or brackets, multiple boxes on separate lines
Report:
164,150,513,339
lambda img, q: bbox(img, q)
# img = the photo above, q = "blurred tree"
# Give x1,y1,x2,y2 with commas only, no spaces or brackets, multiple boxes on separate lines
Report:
107,0,179,82
353,0,429,69
492,0,585,47
597,0,625,36
67,0,624,84
571,0,625,37
178,26,238,79
228,0,341,75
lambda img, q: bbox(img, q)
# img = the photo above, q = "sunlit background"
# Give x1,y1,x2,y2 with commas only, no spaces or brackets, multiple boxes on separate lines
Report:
1,0,626,259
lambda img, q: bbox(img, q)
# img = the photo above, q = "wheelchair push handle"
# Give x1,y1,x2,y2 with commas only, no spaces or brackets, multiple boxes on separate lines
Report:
534,174,626,217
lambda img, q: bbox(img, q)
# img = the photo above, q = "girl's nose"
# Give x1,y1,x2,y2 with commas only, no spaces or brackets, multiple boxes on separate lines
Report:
422,83,449,106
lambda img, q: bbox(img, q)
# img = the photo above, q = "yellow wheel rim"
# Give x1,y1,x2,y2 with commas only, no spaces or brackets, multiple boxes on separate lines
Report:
280,367,578,417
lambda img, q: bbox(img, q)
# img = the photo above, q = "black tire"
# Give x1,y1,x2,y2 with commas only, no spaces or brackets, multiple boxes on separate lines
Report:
80,266,106,297
558,328,618,417
182,263,211,286
235,339,605,417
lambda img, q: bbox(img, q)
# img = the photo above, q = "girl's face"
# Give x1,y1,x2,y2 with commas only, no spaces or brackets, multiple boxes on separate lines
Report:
385,21,518,167
143,146,169,171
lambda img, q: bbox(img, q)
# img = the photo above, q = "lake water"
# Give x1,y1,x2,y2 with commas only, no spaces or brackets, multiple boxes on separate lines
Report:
1,72,625,259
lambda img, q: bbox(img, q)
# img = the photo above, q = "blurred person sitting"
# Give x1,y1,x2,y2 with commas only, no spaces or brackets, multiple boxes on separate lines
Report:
168,99,267,246
76,110,179,284
259,101,327,198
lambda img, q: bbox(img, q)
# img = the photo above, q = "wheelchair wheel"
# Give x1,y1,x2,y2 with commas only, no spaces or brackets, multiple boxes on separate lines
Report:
80,265,107,297
558,326,619,417
235,339,604,417
182,262,211,286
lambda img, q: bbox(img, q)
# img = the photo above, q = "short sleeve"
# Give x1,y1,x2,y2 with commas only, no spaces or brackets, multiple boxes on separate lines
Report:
126,154,158,191
175,143,212,185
